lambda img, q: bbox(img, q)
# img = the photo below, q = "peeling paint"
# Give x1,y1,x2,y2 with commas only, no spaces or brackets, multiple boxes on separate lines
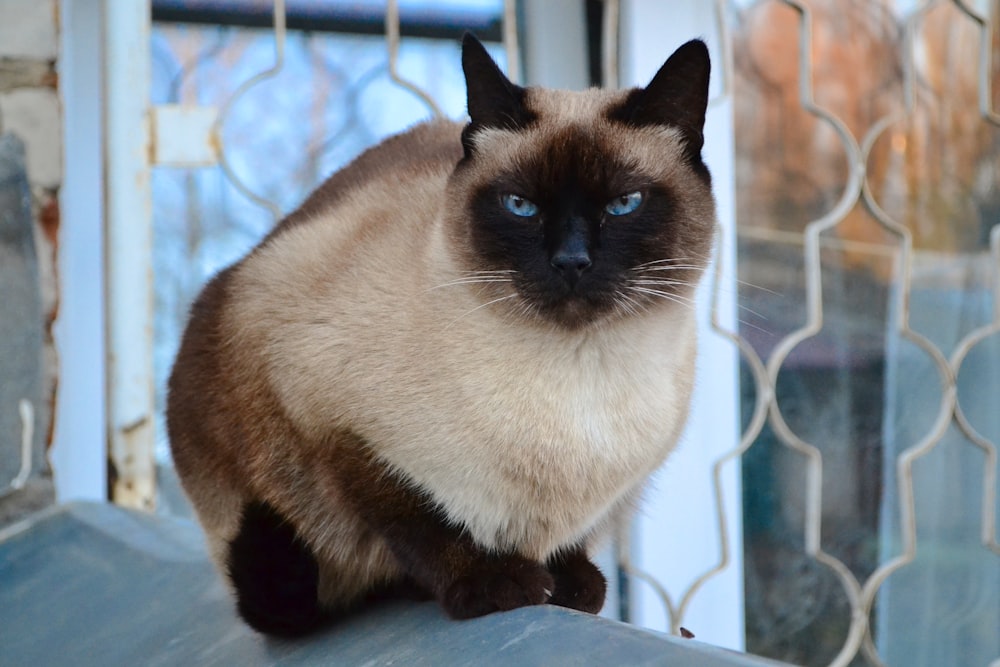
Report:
150,105,220,167
0,58,57,92
37,191,59,450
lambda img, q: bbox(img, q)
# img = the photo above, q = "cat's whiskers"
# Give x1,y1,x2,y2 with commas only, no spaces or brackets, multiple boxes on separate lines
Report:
626,282,696,300
629,276,774,334
638,266,776,325
621,263,702,313
636,257,781,298
427,278,513,290
624,283,698,312
426,271,517,292
627,291,696,312
630,278,688,287
636,265,705,273
442,292,520,330
631,257,706,271
510,298,541,325
613,291,646,318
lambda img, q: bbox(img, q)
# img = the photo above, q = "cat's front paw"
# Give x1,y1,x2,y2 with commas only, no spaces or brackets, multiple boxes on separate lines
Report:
441,557,555,619
547,550,607,614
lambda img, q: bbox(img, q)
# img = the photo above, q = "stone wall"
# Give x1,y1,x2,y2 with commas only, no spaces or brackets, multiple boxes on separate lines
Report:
0,0,60,522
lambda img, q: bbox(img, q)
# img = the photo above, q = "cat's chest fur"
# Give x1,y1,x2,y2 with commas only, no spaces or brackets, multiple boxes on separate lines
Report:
350,307,695,559
415,317,696,558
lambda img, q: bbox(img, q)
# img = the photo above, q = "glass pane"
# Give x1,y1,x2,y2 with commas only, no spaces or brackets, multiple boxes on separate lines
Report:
733,1,1000,664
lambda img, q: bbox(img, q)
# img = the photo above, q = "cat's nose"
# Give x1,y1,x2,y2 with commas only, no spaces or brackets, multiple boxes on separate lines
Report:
551,249,592,284
550,215,593,285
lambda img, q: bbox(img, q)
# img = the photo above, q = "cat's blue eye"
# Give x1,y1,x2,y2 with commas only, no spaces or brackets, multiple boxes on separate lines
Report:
605,191,643,216
501,194,539,217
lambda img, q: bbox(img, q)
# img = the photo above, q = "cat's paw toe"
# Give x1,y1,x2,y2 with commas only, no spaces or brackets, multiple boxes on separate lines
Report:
486,561,555,611
441,559,554,619
548,554,607,614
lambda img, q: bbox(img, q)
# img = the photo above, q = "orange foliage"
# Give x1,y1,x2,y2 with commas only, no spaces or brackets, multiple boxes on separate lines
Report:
733,0,1000,273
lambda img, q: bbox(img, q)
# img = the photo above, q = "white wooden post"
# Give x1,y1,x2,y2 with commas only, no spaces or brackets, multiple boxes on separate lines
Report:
102,0,156,510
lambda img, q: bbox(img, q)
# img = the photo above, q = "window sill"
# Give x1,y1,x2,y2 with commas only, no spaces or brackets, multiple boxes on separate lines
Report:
0,502,785,666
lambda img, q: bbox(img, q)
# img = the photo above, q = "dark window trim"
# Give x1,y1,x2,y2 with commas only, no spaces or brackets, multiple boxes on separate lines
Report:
151,1,504,42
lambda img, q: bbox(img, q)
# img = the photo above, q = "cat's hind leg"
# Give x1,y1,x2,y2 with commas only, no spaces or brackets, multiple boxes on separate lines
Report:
227,500,324,636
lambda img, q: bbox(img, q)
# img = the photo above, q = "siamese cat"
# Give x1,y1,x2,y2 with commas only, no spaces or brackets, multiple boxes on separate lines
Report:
167,34,715,636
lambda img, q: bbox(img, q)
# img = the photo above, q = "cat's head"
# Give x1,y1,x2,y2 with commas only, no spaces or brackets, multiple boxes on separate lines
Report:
446,34,716,330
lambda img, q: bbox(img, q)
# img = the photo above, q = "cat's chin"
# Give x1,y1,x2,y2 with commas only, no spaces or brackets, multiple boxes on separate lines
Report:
515,293,625,331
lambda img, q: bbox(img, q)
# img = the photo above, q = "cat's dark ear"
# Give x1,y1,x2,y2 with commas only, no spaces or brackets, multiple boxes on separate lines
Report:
609,39,711,155
460,33,534,157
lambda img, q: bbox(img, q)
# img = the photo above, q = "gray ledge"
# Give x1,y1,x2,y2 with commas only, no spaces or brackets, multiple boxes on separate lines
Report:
0,502,788,666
